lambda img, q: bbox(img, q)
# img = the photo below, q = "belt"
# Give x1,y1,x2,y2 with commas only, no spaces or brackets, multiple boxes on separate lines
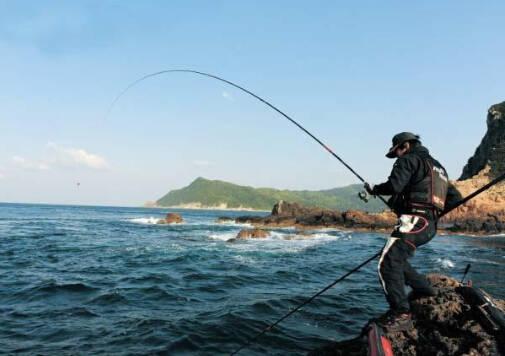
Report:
409,208,438,219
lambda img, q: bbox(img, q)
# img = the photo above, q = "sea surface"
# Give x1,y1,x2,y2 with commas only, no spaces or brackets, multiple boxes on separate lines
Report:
0,203,504,355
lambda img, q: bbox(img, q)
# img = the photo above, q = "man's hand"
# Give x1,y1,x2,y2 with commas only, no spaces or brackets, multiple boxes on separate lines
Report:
364,183,375,195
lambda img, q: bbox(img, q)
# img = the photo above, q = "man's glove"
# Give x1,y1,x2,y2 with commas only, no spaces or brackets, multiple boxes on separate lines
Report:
364,183,375,195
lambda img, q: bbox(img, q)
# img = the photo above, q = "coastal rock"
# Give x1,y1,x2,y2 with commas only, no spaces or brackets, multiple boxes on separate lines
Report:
342,210,396,229
460,101,505,180
310,274,505,356
228,201,396,231
272,200,323,217
217,217,234,223
236,228,269,239
442,166,505,234
157,213,184,224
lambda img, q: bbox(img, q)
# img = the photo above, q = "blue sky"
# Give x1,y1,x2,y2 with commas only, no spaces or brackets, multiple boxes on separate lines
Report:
1,1,504,206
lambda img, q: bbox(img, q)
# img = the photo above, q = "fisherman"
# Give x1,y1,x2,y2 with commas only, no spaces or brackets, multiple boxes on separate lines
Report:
365,132,451,332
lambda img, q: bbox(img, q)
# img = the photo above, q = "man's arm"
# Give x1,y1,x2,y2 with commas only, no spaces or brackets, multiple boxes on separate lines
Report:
371,156,417,196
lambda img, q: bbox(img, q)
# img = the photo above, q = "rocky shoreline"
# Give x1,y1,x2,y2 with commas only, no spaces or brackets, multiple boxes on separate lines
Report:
309,274,505,356
218,199,504,236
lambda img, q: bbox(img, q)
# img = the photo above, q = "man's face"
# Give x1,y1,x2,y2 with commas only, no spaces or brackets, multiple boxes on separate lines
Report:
395,142,410,157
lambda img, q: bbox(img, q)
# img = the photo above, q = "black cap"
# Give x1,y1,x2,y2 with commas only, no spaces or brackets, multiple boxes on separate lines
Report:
386,132,420,158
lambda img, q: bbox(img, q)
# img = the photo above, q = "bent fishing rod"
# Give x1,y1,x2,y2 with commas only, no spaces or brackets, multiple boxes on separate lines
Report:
107,69,389,207
230,170,505,355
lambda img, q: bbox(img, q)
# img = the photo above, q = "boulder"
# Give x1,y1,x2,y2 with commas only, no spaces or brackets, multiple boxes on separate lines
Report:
236,228,269,239
272,200,323,217
157,213,184,224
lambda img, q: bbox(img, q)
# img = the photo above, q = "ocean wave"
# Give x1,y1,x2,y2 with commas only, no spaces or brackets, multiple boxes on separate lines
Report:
87,291,128,305
215,220,253,228
128,217,186,225
208,232,237,241
208,230,342,243
435,258,455,269
22,281,98,295
128,217,161,225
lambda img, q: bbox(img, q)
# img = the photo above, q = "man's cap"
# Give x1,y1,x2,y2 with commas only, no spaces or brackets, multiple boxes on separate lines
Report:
386,132,420,158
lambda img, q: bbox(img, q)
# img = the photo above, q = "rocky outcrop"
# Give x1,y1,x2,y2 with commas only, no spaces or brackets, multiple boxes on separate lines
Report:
460,102,505,180
235,228,270,239
311,274,505,356
442,166,505,234
223,202,396,232
438,101,505,234
157,213,184,224
272,200,321,217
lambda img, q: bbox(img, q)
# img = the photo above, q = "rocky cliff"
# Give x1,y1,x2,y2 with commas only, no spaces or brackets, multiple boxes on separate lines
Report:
441,101,505,233
460,102,505,180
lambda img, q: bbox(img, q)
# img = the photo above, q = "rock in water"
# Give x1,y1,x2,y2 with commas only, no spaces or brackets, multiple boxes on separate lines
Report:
157,213,184,224
272,200,319,217
236,228,269,239
310,274,505,355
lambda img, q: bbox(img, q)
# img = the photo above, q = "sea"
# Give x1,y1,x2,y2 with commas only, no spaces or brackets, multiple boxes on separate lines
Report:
0,203,504,355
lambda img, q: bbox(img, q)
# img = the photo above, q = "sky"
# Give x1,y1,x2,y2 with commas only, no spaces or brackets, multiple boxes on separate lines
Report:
0,1,504,206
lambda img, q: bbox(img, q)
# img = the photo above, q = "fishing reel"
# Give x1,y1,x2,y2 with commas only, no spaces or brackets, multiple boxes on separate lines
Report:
358,190,370,203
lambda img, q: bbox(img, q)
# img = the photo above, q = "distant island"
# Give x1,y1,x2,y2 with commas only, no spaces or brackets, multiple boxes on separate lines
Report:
152,177,384,212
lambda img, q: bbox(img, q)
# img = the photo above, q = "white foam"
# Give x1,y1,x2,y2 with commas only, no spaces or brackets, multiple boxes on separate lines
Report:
231,254,257,265
129,217,160,225
128,217,184,225
214,230,345,254
215,221,253,228
436,258,455,269
209,232,238,241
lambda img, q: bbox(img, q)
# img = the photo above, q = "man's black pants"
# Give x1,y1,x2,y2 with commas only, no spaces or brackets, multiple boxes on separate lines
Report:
378,212,437,313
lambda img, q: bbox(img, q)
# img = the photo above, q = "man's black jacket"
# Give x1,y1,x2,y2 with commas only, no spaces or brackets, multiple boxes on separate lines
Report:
372,145,461,211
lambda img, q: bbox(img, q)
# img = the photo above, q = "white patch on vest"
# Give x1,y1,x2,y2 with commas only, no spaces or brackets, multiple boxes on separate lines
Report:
397,214,419,233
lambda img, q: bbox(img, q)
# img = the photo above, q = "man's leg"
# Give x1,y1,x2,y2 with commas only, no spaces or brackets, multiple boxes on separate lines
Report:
404,261,436,295
403,219,437,295
376,213,435,331
378,237,412,313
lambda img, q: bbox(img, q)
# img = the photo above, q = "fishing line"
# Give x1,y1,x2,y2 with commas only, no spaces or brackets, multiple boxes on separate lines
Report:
107,69,389,207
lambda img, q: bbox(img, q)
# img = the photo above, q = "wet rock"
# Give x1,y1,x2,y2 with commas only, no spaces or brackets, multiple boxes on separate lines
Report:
236,228,269,239
157,213,183,224
217,217,234,223
272,200,323,217
310,274,505,356
342,210,396,229
229,201,396,231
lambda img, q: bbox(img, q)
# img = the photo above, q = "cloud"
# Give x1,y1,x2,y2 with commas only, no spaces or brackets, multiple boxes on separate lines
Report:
11,155,50,170
222,91,234,101
47,142,109,169
193,160,213,167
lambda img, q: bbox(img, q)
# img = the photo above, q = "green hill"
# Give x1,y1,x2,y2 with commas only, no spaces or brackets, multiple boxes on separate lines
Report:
156,177,385,212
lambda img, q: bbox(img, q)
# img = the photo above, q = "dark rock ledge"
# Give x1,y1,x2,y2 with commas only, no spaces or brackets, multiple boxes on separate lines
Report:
218,200,505,235
309,274,505,356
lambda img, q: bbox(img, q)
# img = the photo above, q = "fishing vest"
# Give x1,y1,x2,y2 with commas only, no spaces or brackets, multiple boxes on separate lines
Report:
407,156,449,211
